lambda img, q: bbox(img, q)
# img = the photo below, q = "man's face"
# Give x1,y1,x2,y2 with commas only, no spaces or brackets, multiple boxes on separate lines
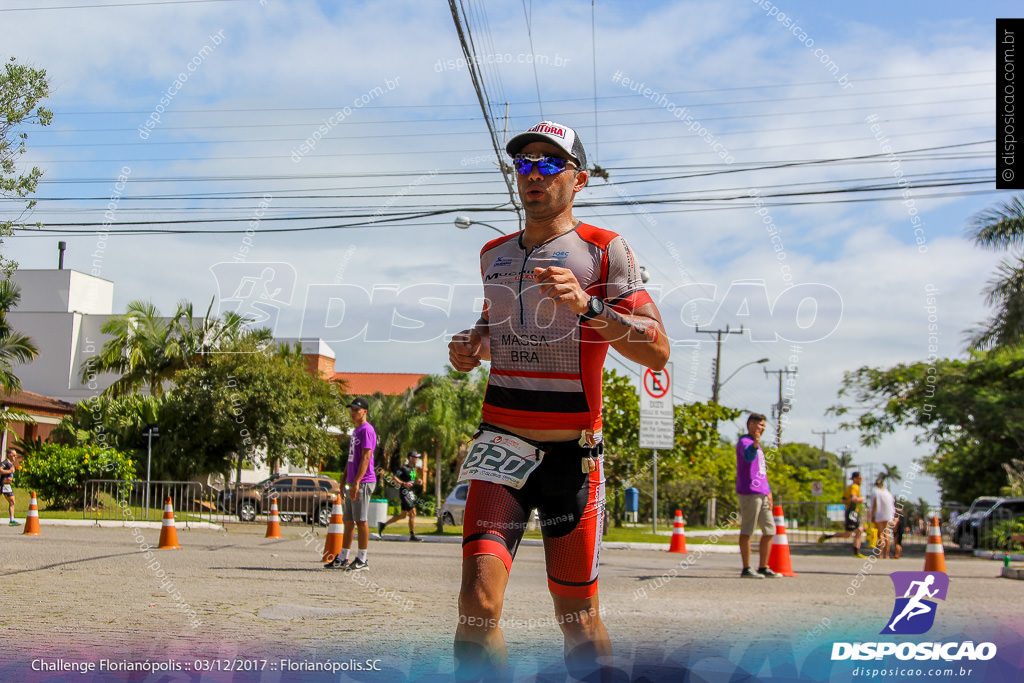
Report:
515,141,587,219
749,419,766,439
349,407,366,422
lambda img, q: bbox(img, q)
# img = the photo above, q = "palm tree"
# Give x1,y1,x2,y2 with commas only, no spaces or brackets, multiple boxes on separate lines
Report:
879,463,901,488
837,448,854,486
80,299,270,396
965,195,1024,350
79,300,177,397
0,279,38,393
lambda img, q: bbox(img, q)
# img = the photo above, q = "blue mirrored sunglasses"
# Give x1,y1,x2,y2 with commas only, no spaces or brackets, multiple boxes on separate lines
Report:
513,154,576,176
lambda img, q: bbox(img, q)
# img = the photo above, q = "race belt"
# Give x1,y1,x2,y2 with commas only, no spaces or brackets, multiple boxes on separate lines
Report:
457,429,544,490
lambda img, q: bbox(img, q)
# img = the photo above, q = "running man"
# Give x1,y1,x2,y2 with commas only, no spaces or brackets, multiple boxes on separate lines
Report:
378,451,423,542
888,575,939,631
818,471,866,557
448,120,670,679
1,449,17,526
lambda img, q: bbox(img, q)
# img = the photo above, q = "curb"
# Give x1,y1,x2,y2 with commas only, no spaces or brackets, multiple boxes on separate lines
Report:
10,518,223,531
973,549,1024,562
1001,566,1024,580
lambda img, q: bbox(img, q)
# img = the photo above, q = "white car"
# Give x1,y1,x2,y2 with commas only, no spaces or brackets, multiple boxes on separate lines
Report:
439,482,539,530
440,483,469,526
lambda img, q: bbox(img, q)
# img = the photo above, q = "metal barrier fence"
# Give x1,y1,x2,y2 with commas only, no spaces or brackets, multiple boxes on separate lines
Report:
83,480,337,528
774,501,957,548
83,480,215,527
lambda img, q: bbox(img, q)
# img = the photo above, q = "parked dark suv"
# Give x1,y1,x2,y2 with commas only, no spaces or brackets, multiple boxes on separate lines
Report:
219,474,340,526
954,497,1024,549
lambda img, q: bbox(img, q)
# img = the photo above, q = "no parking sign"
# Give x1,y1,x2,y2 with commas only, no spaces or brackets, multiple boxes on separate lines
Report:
639,363,674,450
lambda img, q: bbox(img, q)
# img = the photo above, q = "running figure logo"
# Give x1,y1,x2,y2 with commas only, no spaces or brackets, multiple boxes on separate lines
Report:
209,262,296,334
881,571,949,635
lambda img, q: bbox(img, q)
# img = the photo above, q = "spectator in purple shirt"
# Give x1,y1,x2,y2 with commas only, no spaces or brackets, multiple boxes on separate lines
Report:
325,397,377,571
736,413,780,578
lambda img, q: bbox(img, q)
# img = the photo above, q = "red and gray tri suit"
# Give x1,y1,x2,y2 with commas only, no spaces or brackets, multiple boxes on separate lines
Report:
463,222,653,599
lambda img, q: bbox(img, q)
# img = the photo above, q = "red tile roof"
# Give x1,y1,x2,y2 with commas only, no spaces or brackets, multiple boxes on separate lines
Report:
1,389,76,416
333,372,427,396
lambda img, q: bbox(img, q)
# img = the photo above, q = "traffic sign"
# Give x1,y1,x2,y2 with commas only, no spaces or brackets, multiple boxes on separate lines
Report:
811,481,823,497
640,362,674,450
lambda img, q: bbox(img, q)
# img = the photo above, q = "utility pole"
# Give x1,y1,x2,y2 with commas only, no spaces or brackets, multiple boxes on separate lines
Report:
811,428,837,464
696,324,744,403
764,367,798,449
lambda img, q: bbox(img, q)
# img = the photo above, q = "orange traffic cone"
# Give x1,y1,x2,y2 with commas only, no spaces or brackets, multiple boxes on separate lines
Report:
923,516,947,573
321,499,345,563
668,510,688,553
767,505,797,576
265,498,282,539
158,495,181,549
22,491,41,536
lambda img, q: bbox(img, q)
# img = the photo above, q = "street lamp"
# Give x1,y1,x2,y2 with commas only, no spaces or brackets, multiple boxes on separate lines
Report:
714,357,769,403
454,215,507,235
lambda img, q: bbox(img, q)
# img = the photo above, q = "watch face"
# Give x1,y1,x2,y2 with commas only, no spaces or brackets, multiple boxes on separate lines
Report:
591,297,604,315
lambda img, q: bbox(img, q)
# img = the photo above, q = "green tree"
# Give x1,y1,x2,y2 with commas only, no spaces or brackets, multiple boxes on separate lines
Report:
0,279,37,392
1,57,52,275
19,443,135,510
601,369,740,525
829,347,1024,504
965,195,1024,350
158,339,346,483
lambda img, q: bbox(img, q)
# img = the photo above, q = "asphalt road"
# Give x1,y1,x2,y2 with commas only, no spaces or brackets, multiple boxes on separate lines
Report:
2,523,1021,682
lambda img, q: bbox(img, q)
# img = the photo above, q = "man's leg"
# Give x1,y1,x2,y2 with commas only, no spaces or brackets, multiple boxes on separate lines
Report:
853,527,863,553
739,533,752,568
550,591,612,679
7,494,15,521
408,507,417,534
455,554,510,678
356,520,369,550
758,533,774,568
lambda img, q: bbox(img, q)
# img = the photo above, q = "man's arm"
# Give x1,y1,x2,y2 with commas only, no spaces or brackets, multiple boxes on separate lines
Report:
534,267,669,370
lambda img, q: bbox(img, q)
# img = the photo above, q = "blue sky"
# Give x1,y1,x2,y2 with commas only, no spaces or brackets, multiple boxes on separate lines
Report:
3,0,1020,504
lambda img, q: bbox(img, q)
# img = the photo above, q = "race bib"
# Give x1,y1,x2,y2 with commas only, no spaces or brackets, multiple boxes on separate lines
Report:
458,430,544,489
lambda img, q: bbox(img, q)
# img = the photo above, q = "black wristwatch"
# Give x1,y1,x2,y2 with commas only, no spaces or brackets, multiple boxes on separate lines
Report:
579,296,605,322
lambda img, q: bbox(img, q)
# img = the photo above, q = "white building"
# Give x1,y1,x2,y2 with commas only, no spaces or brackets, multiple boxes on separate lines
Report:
9,268,119,403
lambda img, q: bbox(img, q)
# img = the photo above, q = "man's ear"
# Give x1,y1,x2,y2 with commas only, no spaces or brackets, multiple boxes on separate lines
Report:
573,169,589,192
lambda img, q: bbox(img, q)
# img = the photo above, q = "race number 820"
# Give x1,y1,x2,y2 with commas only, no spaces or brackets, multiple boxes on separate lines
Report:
459,436,543,489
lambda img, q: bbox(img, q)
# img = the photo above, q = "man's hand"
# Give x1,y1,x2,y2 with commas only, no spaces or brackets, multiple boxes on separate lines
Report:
534,266,589,314
449,328,483,371
349,486,358,502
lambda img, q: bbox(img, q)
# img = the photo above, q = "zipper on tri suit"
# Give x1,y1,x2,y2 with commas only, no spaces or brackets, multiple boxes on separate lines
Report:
517,245,532,326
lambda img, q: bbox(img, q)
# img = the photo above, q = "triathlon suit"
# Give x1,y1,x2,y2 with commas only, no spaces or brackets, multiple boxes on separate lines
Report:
462,222,652,599
396,464,417,511
843,482,861,531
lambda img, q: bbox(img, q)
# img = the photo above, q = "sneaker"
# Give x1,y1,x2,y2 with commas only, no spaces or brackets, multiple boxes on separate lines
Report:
817,534,828,545
9,520,20,526
740,567,764,579
757,567,782,578
410,534,423,542
345,558,369,571
323,557,349,570
853,552,868,559
377,522,386,537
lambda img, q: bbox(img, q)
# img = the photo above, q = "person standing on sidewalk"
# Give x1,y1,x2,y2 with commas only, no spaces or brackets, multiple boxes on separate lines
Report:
818,471,867,558
870,477,896,558
736,413,780,579
1,449,18,526
378,451,423,542
326,397,377,571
